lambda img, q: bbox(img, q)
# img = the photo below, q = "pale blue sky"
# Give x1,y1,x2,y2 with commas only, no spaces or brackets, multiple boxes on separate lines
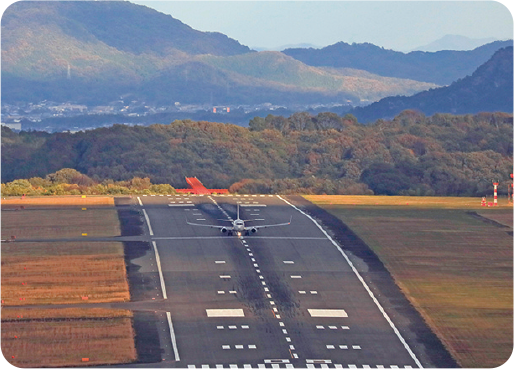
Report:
132,1,513,51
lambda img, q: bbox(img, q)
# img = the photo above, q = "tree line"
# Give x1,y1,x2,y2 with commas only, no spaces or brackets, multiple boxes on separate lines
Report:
1,168,175,196
2,110,512,196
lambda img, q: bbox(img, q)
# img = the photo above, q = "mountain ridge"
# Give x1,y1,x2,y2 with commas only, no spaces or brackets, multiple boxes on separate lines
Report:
350,47,514,122
411,34,499,52
283,40,513,85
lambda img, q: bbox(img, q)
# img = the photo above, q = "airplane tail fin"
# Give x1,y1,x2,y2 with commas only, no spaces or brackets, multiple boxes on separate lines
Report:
237,203,240,220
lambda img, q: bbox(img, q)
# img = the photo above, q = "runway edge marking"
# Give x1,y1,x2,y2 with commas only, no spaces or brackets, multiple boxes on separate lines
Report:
151,241,168,299
138,196,179,361
166,311,181,362
276,195,423,369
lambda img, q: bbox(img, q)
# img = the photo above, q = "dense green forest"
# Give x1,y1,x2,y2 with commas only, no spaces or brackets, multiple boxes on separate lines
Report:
2,110,512,196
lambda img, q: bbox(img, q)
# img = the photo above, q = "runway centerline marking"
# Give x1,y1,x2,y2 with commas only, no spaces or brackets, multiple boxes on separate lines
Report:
276,195,423,368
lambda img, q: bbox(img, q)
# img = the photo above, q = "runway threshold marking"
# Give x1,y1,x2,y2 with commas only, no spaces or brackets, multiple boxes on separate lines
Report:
276,195,424,369
206,309,244,317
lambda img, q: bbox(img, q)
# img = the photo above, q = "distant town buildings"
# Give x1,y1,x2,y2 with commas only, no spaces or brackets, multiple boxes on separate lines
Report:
1,99,349,132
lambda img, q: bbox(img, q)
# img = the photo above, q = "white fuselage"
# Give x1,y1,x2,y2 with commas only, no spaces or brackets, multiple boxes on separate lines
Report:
232,220,245,232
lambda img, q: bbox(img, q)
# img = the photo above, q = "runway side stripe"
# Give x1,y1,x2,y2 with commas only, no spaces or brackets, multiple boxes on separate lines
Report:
276,195,423,369
137,196,143,206
152,241,167,299
142,209,154,236
166,311,181,362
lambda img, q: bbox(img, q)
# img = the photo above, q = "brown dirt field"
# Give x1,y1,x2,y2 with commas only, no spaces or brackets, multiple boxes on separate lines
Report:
2,242,130,305
1,208,120,239
306,196,513,368
1,196,115,208
2,317,136,367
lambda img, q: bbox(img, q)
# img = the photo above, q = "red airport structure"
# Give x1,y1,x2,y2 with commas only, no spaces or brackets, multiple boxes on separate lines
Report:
175,177,229,195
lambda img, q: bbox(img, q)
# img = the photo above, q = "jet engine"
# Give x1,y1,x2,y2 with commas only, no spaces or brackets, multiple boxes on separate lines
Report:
221,227,228,233
250,228,258,234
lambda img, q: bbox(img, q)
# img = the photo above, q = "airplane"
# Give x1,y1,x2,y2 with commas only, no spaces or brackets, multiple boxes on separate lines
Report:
186,204,291,236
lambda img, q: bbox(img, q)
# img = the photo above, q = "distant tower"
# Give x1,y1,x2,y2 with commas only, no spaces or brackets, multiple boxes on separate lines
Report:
493,181,499,206
67,63,71,80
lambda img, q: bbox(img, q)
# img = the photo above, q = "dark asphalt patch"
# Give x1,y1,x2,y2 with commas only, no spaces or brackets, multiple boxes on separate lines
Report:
132,311,164,364
115,197,163,365
467,211,511,228
115,197,144,237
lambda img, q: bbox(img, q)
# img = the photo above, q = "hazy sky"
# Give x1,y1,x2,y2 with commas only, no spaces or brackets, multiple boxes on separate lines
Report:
132,1,513,51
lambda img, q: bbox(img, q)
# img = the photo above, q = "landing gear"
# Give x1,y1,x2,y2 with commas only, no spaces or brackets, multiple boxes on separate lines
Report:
227,231,233,236
245,231,250,236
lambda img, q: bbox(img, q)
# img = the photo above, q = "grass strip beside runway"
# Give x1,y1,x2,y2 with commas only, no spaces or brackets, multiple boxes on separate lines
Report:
2,206,120,239
1,196,135,367
2,308,136,367
1,242,130,305
305,195,513,368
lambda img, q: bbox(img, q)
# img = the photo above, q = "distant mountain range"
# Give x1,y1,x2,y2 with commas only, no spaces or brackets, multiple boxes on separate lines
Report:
283,40,512,85
1,1,435,107
1,0,512,119
351,47,513,122
411,35,499,52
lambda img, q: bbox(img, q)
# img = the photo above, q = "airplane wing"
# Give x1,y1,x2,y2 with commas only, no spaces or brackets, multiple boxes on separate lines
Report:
186,220,234,230
244,216,292,230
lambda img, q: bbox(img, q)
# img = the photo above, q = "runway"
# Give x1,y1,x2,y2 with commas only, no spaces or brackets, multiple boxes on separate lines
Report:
124,194,449,368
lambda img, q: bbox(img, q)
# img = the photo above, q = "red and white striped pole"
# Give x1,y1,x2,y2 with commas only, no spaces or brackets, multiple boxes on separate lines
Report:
493,182,499,206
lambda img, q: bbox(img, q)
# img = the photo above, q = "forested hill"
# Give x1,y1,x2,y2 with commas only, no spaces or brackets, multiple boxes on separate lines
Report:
2,112,512,196
2,1,251,57
283,40,512,85
351,47,513,123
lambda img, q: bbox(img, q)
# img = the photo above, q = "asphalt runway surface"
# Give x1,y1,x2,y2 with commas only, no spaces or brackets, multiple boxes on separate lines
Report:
122,194,456,369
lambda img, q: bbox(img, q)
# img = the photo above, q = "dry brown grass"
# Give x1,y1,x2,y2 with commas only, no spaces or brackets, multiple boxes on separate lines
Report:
2,316,136,367
1,196,135,367
1,196,115,208
1,307,132,320
2,242,130,305
306,194,512,208
307,195,513,368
